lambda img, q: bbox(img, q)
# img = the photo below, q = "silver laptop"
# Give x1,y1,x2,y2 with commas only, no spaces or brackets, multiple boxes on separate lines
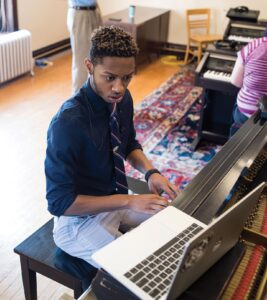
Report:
92,182,265,300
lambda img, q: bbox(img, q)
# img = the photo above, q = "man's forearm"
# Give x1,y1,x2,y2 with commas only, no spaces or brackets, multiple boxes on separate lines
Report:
64,191,169,216
230,56,244,88
126,149,154,174
64,194,131,216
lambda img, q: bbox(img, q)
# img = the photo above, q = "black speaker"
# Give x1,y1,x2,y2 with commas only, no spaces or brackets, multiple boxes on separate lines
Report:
226,7,259,22
234,6,249,13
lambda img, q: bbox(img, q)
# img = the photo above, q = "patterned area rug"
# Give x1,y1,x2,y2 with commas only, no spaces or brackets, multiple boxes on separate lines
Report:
126,66,222,191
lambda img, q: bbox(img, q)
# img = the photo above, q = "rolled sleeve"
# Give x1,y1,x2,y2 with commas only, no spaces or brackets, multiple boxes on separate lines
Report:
125,122,142,157
45,117,81,216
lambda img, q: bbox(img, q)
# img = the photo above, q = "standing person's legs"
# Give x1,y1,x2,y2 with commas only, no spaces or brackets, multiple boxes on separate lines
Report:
53,209,151,268
67,8,102,94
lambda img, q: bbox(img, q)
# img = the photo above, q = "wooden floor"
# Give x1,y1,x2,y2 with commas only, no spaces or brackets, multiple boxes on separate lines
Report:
0,50,180,300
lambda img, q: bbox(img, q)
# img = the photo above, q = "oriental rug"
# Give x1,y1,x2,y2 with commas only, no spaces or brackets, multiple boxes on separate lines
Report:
125,66,222,191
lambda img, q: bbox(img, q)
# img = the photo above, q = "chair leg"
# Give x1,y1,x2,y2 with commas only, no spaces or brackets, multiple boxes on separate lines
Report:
73,281,84,299
184,44,190,64
20,256,37,300
197,43,202,64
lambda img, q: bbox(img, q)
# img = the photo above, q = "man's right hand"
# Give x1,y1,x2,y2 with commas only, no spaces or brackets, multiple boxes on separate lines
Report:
127,194,169,215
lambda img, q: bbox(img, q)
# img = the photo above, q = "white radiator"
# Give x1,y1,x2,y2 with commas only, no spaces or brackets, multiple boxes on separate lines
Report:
0,29,33,84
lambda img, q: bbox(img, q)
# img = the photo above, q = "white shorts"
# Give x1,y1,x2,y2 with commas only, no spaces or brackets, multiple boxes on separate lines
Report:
53,209,151,268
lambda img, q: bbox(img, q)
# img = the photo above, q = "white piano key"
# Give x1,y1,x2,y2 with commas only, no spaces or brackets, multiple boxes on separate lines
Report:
228,35,253,43
203,70,232,82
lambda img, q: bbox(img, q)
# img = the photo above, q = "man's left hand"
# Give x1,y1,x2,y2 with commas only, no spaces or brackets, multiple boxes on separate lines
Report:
147,173,178,200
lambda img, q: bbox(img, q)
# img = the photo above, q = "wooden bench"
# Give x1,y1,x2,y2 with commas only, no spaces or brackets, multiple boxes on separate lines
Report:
14,219,97,300
14,177,149,300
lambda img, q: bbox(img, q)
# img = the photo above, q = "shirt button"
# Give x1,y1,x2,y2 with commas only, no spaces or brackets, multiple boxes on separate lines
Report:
115,188,118,191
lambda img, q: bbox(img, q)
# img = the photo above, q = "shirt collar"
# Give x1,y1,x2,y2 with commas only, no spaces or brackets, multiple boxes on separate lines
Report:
82,79,125,115
82,79,110,113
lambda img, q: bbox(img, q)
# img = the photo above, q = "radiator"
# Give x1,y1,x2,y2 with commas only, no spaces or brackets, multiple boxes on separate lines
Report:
0,29,33,84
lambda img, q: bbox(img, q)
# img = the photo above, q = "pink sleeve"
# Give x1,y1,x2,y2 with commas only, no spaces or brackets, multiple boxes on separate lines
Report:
230,54,244,88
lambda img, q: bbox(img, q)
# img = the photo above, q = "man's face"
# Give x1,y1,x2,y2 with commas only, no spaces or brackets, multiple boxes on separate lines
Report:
85,56,135,104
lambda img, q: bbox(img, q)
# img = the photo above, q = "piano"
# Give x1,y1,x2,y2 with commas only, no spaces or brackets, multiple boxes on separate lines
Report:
224,21,266,45
194,50,239,146
173,110,267,224
172,111,267,299
88,113,267,300
193,20,266,148
195,51,237,92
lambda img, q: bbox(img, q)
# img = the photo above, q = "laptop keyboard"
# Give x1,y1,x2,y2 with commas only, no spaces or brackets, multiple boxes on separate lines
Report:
124,223,203,300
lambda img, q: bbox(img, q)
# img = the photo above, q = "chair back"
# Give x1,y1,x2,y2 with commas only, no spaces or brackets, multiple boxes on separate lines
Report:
186,8,211,39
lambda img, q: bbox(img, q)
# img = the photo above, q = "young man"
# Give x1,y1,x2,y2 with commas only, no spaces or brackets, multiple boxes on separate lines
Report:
45,26,177,268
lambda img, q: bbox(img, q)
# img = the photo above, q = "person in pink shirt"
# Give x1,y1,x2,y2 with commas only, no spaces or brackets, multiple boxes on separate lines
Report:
230,30,267,136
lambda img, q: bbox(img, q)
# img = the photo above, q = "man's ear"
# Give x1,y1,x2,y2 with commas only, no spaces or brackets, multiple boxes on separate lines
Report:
85,58,94,74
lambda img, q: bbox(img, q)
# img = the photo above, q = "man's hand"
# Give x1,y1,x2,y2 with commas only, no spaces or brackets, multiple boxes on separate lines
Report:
147,173,178,200
128,194,169,215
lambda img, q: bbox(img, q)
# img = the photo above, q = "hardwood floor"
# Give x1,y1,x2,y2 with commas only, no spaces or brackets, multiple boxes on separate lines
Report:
0,50,180,299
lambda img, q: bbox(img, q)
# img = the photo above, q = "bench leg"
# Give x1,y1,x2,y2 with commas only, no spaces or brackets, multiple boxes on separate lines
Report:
73,281,84,299
20,256,37,300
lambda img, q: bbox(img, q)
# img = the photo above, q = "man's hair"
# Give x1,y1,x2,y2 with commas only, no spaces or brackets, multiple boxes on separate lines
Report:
89,26,139,65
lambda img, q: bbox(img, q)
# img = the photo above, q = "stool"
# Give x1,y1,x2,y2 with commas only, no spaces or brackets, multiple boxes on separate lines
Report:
14,176,149,299
14,219,97,300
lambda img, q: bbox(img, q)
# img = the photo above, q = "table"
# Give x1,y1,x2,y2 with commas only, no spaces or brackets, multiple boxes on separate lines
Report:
103,6,170,65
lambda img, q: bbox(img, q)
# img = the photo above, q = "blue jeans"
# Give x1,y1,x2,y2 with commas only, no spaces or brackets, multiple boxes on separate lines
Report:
229,104,249,137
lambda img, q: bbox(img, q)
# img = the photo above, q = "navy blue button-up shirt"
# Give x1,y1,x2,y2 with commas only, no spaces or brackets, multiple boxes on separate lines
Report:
45,81,142,217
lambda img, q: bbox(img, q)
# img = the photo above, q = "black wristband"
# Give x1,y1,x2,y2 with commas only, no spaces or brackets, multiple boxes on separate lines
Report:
145,168,161,182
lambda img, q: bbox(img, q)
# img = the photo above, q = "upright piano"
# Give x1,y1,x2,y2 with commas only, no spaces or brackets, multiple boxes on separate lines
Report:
194,21,266,148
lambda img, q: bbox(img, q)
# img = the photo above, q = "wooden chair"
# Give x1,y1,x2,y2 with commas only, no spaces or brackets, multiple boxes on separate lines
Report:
184,8,222,64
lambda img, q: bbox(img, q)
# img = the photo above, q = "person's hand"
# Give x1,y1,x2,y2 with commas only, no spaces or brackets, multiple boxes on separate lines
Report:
128,194,169,215
147,173,178,200
253,110,267,125
253,110,261,124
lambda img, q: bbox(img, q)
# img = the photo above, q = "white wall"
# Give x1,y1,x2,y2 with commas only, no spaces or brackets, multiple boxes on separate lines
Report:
17,0,267,51
17,0,68,51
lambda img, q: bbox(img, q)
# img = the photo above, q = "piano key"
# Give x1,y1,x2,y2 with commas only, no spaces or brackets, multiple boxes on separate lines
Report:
203,70,232,82
228,35,254,43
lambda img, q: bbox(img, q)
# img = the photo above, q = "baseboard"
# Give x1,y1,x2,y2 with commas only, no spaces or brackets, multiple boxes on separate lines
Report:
159,42,191,60
33,38,71,59
159,42,199,60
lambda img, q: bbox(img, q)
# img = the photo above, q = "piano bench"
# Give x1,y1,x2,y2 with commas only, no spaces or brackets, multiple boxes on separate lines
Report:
14,218,97,300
